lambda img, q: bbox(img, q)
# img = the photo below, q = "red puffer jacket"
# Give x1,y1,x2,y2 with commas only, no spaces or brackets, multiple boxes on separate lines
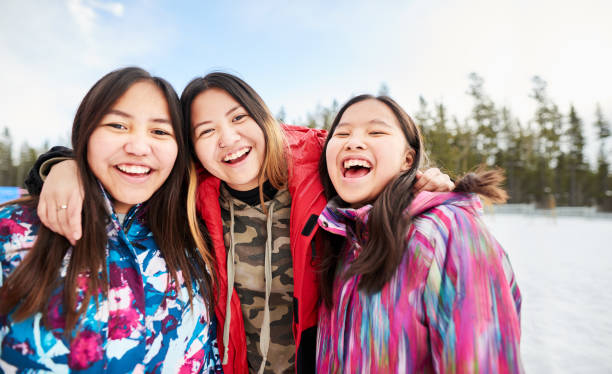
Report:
195,125,328,373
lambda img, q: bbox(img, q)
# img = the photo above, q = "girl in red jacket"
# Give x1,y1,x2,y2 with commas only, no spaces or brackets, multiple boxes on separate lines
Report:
30,72,453,374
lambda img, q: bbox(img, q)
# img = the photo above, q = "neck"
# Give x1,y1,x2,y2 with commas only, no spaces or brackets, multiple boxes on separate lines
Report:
113,201,133,214
223,180,278,206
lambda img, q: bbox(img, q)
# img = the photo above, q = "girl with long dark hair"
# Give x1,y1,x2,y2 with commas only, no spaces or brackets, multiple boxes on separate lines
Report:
0,67,221,373
316,94,523,373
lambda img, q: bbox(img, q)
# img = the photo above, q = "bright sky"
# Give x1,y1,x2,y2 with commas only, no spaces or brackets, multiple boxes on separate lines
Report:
1,0,611,162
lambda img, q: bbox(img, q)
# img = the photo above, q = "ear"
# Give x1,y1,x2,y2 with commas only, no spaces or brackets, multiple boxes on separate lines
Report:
401,148,414,172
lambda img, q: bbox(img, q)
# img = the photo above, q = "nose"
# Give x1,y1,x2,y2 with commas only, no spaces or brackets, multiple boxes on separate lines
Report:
124,133,152,156
218,124,240,148
344,133,366,150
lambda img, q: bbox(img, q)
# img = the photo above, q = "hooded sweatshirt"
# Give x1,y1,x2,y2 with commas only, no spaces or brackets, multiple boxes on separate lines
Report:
316,191,523,373
218,184,295,373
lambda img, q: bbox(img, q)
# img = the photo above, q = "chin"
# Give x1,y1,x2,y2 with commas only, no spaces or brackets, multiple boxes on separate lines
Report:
118,192,155,206
337,194,364,207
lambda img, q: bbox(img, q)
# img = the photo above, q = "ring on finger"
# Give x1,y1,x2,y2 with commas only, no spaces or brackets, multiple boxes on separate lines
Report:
58,204,68,210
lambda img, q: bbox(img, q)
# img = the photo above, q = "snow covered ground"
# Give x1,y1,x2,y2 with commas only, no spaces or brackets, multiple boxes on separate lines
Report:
482,213,612,373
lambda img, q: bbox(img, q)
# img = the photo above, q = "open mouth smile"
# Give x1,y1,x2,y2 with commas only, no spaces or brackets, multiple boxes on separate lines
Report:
342,158,372,178
223,147,251,164
116,164,152,176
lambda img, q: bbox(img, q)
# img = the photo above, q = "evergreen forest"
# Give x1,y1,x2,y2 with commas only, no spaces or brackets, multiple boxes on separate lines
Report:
1,74,610,211
298,74,612,211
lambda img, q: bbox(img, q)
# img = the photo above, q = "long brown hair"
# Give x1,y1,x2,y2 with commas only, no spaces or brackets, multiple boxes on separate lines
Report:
318,94,508,307
181,72,288,206
0,67,213,335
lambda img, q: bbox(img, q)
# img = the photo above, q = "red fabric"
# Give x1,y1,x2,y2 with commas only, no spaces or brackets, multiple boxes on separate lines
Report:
195,125,328,374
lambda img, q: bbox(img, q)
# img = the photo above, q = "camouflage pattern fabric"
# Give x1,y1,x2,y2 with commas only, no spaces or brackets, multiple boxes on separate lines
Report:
220,186,295,374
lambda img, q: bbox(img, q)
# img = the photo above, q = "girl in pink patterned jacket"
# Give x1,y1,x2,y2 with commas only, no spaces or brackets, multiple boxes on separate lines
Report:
316,94,523,373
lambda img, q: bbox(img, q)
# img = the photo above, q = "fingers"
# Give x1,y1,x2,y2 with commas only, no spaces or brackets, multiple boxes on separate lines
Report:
413,170,426,191
414,168,440,193
56,203,72,245
37,160,83,245
414,177,439,195
53,192,82,246
414,167,455,194
44,199,61,235
66,189,83,243
37,198,49,230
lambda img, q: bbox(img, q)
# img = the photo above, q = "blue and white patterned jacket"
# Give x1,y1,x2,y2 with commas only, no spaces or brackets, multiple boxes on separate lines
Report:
0,189,222,373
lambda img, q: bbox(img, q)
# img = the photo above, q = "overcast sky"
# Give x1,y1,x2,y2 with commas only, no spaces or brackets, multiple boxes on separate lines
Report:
1,0,610,162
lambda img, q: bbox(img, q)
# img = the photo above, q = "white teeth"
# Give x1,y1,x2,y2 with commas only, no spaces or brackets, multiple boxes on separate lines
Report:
223,147,250,162
343,159,372,169
117,164,150,174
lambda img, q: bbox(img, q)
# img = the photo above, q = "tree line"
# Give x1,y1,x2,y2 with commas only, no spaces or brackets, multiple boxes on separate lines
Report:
1,73,610,210
0,127,46,191
297,73,612,211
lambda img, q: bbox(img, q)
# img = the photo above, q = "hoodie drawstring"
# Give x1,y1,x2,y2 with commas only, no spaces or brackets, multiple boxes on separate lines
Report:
222,200,236,365
222,198,276,374
258,201,275,374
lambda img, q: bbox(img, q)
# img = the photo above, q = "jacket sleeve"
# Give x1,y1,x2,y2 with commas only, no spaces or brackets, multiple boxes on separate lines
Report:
24,146,74,196
422,205,523,373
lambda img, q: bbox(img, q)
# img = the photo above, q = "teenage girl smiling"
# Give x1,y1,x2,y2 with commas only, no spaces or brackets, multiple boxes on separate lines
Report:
316,95,523,373
0,67,221,373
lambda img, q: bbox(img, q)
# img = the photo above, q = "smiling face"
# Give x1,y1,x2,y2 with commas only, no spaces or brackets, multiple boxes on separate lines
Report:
190,88,266,191
87,81,178,213
325,99,414,207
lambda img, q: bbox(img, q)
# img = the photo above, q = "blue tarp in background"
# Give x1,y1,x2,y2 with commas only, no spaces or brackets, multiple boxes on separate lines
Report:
0,186,24,204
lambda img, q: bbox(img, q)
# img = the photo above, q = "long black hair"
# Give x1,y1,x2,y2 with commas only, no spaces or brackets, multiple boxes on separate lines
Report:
0,67,213,335
318,94,508,308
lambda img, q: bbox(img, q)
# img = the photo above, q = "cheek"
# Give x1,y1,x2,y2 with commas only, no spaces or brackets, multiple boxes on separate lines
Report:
86,132,108,173
161,142,179,169
251,123,267,157
380,141,406,167
194,139,216,169
325,142,341,176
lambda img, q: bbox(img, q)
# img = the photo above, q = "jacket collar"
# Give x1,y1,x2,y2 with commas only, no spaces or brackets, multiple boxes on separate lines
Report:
318,191,484,238
98,182,144,234
318,196,372,238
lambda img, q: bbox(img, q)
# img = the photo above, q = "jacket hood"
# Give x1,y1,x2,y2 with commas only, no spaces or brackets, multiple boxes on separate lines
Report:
408,191,483,217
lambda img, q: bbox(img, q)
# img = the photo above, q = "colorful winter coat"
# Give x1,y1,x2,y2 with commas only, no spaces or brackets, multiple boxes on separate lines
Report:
0,190,222,373
316,191,523,373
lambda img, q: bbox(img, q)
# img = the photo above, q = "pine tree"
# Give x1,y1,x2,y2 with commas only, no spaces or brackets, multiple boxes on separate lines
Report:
276,106,287,124
530,76,563,205
594,104,611,210
15,142,40,188
450,117,478,174
428,103,454,171
467,73,499,166
565,105,586,205
414,96,432,131
306,100,339,130
377,82,390,96
497,107,522,202
0,127,15,186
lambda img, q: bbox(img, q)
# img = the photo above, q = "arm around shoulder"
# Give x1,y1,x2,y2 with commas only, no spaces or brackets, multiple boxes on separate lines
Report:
24,146,74,196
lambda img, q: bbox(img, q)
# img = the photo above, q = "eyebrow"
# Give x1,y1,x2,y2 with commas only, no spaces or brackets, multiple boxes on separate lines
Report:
368,119,393,127
106,109,171,124
193,104,244,129
337,118,393,128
